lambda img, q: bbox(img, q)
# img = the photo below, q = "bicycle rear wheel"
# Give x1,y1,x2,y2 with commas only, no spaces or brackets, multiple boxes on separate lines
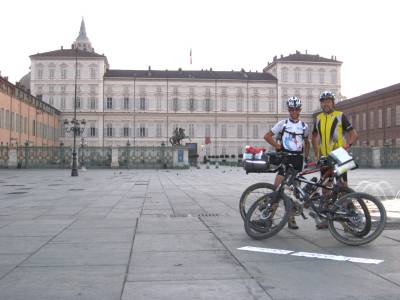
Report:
244,192,291,240
328,192,386,246
239,182,276,220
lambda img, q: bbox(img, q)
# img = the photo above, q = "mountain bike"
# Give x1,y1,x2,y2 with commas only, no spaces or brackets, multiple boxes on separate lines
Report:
243,151,386,246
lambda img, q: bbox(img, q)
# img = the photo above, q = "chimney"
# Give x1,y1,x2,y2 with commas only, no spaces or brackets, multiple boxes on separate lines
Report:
280,54,283,58
61,46,63,50
296,50,300,54
273,56,277,61
210,67,212,71
306,50,308,54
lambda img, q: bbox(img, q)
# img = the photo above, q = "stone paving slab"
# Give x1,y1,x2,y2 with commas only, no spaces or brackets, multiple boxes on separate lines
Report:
0,266,125,300
127,250,249,281
122,279,271,300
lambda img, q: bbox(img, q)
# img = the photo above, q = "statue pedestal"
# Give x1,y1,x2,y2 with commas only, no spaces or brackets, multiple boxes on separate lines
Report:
172,146,189,168
111,147,119,168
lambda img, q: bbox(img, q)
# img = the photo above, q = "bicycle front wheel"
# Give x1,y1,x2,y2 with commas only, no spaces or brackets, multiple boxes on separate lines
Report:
328,192,386,246
244,192,291,240
239,182,276,220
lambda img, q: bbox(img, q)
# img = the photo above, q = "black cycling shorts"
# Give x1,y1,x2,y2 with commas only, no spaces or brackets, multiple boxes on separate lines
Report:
278,154,304,176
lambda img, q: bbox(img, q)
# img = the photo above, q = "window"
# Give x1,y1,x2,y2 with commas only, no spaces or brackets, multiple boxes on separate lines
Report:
76,69,81,79
295,68,301,83
140,97,146,110
307,68,312,83
386,106,392,127
330,69,337,84
156,124,162,137
253,124,258,138
396,105,400,126
267,99,274,112
37,69,43,79
188,124,194,137
221,124,227,138
49,97,54,106
252,96,259,112
61,69,67,79
378,109,383,128
319,69,325,84
173,98,179,111
75,97,81,109
369,111,374,129
90,97,96,109
139,125,146,137
90,126,96,137
123,127,130,137
123,97,129,110
189,98,195,111
49,69,55,80
362,112,367,131
205,98,211,112
236,96,243,112
282,88,288,97
60,85,66,93
106,124,113,137
106,97,113,109
221,96,227,112
32,119,36,136
0,108,3,128
156,94,162,111
237,124,243,138
355,114,359,130
205,124,211,137
90,67,96,79
49,85,54,93
306,96,312,112
281,68,288,82
61,97,66,109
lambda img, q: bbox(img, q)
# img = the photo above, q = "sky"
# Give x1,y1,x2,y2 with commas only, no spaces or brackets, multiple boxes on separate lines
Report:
0,0,399,98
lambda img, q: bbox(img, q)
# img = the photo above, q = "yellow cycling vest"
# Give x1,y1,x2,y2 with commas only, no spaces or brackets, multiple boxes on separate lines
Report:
315,111,346,157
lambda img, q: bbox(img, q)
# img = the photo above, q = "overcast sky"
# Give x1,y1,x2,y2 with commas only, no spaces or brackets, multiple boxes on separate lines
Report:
0,0,398,98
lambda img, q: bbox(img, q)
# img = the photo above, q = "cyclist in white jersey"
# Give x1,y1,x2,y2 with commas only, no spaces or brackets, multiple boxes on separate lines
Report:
264,96,310,229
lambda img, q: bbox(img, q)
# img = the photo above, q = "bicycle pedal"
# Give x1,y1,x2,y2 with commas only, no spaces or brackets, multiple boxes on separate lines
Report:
309,211,317,219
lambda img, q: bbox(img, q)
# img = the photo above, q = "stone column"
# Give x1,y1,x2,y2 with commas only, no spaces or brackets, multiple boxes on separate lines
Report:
371,147,381,168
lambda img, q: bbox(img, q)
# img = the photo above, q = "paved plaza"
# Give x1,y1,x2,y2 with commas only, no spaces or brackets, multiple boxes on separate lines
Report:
0,167,400,299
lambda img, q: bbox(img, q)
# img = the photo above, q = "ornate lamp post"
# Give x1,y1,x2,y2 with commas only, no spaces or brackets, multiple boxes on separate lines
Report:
64,118,86,176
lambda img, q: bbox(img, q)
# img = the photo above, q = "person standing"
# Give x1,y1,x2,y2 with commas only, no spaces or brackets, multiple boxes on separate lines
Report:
264,96,310,229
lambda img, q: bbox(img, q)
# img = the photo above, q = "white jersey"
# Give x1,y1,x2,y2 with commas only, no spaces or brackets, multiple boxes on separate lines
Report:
271,119,310,153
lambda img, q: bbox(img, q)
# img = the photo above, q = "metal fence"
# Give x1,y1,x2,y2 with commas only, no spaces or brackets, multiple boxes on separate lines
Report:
0,144,174,169
0,145,399,169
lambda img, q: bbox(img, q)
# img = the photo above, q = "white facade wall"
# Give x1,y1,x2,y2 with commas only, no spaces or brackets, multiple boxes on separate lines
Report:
265,61,341,130
99,77,278,155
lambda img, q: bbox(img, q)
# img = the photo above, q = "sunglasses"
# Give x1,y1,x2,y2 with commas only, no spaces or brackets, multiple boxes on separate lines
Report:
288,108,301,112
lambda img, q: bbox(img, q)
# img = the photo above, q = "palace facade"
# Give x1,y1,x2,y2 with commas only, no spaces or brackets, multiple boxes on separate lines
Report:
24,19,342,155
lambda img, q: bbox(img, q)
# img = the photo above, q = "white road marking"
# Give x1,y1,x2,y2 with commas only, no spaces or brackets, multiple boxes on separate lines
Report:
237,246,293,255
238,246,384,264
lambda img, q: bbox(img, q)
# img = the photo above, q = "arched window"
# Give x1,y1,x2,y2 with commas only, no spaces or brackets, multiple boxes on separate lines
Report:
281,67,288,82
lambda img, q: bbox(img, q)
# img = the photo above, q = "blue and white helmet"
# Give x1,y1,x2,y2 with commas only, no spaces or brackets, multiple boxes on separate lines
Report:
287,96,302,109
319,91,336,101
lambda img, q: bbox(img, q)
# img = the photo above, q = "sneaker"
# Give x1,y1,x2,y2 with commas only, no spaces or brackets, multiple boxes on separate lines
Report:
288,217,299,230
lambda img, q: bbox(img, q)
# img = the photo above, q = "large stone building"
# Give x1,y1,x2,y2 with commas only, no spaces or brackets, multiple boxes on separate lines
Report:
0,75,60,146
25,19,342,155
335,83,400,147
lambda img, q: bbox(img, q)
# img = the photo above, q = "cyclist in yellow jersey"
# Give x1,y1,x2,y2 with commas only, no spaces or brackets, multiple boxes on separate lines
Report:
312,91,358,229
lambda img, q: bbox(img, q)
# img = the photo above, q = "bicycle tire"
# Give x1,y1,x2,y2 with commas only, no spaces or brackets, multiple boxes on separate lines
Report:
239,182,276,220
244,193,291,240
328,192,386,246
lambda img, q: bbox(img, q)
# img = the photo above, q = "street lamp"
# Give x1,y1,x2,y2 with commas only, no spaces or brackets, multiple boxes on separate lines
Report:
64,118,86,176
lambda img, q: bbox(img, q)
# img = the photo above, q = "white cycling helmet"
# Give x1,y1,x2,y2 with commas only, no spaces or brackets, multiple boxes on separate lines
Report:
319,91,336,101
287,96,302,109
